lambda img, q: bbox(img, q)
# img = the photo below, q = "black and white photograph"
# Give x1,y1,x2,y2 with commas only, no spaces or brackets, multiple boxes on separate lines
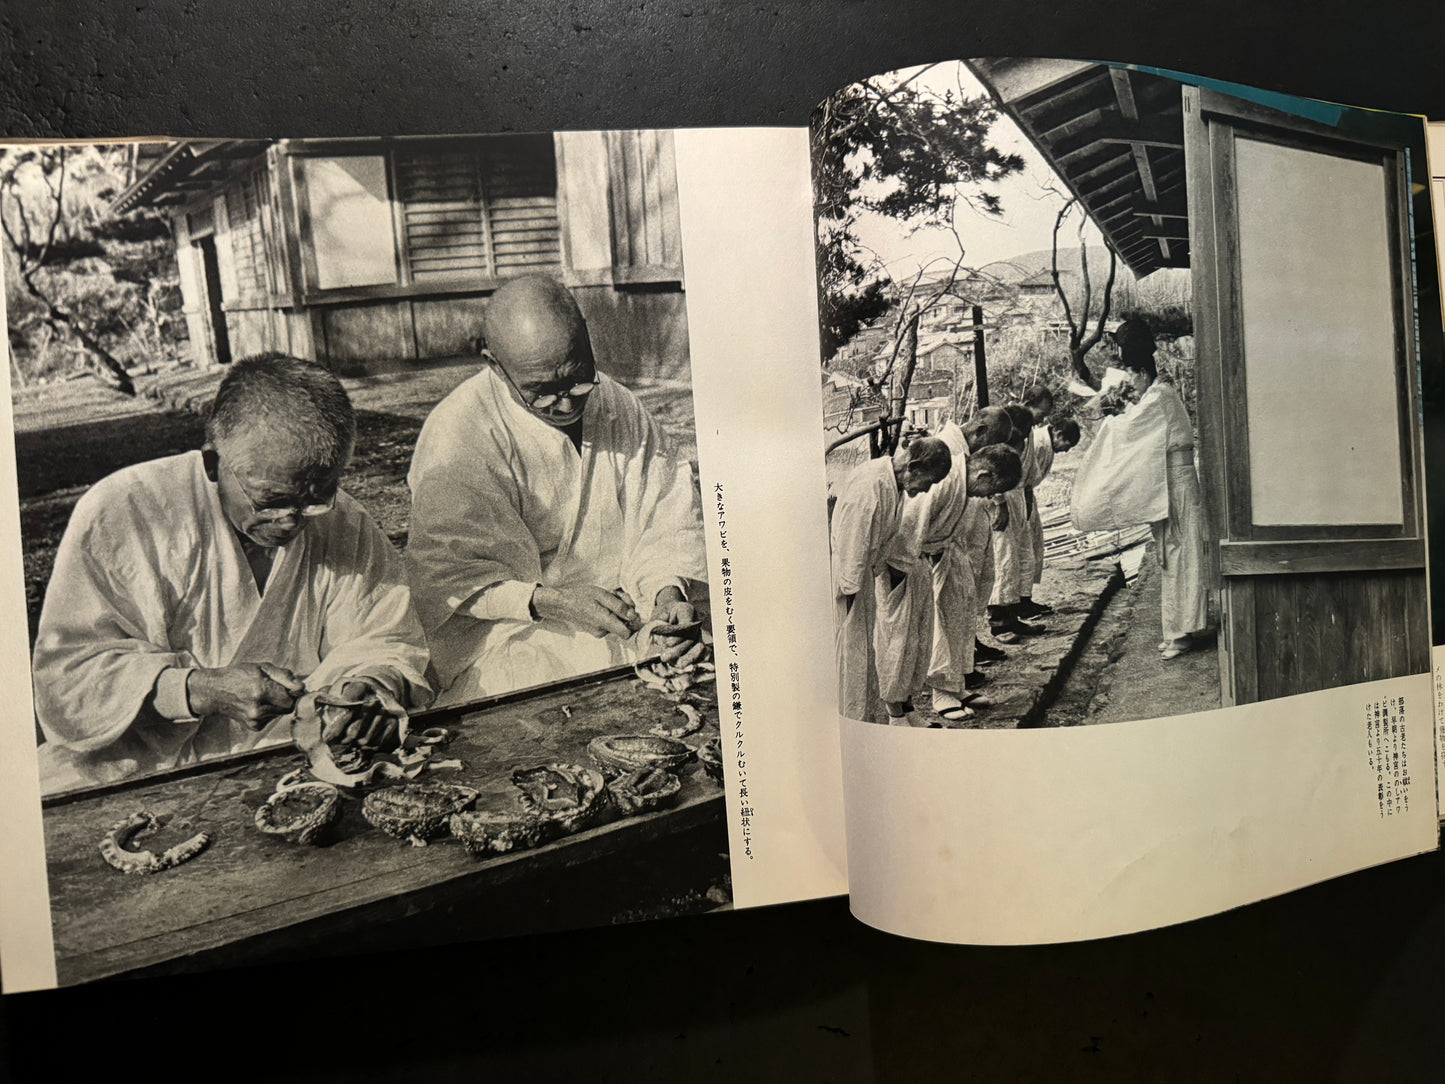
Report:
1,130,728,986
815,58,1438,730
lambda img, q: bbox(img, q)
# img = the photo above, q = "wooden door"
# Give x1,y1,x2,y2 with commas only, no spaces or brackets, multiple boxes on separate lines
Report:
1183,86,1429,705
195,235,232,366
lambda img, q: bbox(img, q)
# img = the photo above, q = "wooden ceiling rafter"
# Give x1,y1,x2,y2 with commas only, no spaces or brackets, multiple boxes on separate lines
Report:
1109,67,1172,262
995,59,1100,118
968,59,1201,276
1130,206,1189,220
1071,152,1138,189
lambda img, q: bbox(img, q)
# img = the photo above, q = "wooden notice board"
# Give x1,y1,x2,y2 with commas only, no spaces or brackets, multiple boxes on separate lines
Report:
1183,86,1430,705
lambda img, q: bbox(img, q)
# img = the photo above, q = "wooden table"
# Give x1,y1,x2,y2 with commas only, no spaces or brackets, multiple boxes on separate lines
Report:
41,666,727,987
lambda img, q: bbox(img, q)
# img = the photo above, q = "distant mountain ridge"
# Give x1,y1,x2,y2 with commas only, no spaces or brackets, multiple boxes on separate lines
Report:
978,246,1116,282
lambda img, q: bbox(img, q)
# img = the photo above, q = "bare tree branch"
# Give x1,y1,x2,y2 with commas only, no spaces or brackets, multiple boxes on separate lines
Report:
0,150,136,395
36,147,66,269
0,172,25,264
0,164,37,273
823,63,944,147
1081,247,1118,354
1051,197,1079,347
1049,194,1118,389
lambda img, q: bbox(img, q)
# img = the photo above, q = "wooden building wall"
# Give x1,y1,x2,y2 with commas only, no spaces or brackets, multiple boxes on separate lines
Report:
167,131,689,379
1240,570,1428,704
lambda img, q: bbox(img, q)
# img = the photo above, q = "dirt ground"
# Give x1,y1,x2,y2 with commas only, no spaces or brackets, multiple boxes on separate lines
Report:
904,543,1221,730
10,357,701,642
875,442,1223,730
1084,543,1222,725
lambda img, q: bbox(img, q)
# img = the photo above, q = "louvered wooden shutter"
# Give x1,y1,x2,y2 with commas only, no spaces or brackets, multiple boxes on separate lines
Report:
485,136,562,275
396,136,560,284
396,151,487,280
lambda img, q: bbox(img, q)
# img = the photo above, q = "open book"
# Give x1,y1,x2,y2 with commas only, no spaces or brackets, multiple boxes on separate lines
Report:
0,56,1438,992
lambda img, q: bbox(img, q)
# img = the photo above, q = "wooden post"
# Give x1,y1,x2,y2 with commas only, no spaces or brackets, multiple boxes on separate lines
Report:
972,305,989,407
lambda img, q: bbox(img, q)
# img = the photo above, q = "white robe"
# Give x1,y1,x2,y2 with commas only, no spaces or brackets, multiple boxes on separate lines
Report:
831,458,898,721
963,491,994,624
900,424,976,693
989,432,1036,607
831,457,931,719
406,367,705,704
1028,425,1055,587
872,541,933,707
33,451,431,795
1149,386,1209,640
1070,393,1170,532
1069,383,1208,639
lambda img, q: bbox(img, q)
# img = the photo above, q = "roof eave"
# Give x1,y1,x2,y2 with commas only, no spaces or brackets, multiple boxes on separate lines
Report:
109,139,271,216
966,57,1189,278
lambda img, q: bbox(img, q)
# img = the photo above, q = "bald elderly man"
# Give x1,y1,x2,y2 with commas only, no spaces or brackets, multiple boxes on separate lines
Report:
32,354,432,794
406,275,707,704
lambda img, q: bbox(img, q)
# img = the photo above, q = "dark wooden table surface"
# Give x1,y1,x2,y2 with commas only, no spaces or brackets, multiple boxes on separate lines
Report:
41,666,727,987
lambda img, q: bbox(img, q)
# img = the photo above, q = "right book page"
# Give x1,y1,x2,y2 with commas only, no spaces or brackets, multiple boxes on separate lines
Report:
1426,120,1445,818
814,58,1441,943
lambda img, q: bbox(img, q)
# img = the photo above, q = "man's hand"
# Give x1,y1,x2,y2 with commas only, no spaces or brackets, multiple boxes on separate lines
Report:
187,663,305,731
649,587,708,667
992,501,1011,532
319,677,401,752
532,584,638,639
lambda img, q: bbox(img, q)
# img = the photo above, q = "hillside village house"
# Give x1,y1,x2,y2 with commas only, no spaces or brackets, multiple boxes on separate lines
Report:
112,132,687,381
832,261,1098,389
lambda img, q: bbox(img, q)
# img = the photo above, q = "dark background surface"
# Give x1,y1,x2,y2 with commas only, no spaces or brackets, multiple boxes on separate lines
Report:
4,2,1445,1079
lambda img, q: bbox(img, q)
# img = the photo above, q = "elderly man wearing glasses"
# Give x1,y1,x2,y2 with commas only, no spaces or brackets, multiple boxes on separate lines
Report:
405,274,707,705
31,354,432,794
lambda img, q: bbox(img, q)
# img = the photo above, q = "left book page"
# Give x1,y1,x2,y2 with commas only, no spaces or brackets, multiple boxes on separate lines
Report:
0,129,843,992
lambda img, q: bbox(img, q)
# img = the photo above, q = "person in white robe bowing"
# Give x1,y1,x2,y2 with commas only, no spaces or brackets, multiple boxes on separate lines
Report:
405,275,707,705
959,407,1011,668
1013,386,1079,620
1012,385,1054,619
987,404,1047,641
900,413,1018,723
831,436,952,725
1023,417,1079,611
32,355,433,795
1017,387,1063,618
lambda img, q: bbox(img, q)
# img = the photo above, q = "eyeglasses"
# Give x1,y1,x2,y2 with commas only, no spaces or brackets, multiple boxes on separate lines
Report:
488,352,600,410
221,457,336,521
527,375,600,410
